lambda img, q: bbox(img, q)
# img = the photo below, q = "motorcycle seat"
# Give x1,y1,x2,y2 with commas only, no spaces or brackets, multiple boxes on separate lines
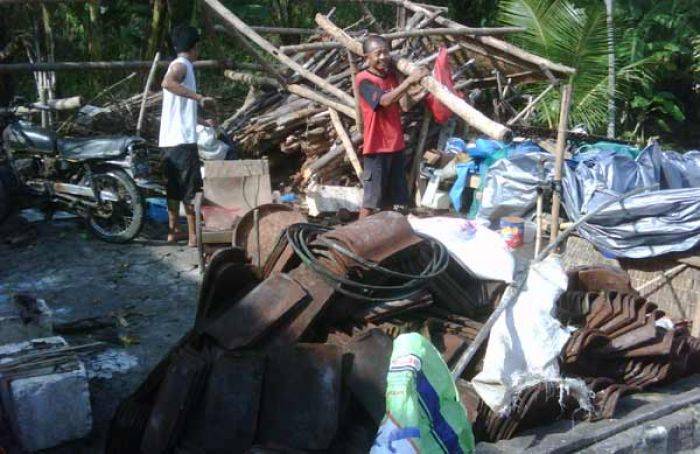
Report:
56,136,143,161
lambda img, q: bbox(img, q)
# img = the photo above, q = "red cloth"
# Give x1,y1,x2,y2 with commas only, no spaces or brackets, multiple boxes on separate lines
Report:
355,70,406,155
425,47,461,124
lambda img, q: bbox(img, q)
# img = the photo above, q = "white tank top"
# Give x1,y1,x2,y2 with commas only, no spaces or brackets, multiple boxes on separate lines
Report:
159,56,198,147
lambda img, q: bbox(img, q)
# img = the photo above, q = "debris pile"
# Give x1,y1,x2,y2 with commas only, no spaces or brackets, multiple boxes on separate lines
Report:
106,212,495,452
462,265,700,443
206,0,575,194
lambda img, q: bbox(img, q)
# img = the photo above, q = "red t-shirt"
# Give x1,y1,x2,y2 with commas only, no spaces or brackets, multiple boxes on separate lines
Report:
355,70,405,155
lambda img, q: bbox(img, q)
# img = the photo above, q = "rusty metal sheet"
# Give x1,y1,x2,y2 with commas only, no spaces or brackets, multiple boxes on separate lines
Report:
141,347,209,453
204,273,309,350
345,329,393,425
257,344,345,450
320,211,422,270
265,264,336,347
179,353,264,452
234,204,306,272
196,247,259,328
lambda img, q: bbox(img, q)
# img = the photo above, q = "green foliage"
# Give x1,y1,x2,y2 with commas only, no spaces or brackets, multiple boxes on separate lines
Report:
498,0,699,143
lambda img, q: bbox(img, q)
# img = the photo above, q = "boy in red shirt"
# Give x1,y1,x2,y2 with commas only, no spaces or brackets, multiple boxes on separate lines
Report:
356,35,428,218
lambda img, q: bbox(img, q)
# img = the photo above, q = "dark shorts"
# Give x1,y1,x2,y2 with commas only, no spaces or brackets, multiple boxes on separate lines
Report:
161,143,202,205
362,151,409,209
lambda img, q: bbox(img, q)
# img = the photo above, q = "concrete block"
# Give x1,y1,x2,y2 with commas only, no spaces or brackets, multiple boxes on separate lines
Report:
0,293,53,344
636,425,668,453
0,336,92,451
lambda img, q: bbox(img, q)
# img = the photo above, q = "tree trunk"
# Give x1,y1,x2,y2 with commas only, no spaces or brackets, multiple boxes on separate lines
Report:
87,0,102,61
147,0,166,58
605,0,615,138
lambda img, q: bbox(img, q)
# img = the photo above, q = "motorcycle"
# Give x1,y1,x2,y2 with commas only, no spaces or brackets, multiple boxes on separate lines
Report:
0,103,163,243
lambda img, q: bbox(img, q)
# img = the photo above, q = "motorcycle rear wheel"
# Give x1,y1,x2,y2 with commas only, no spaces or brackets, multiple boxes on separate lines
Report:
86,169,144,243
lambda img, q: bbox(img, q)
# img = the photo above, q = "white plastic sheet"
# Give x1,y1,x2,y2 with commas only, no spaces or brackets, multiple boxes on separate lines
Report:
408,215,514,283
471,257,571,412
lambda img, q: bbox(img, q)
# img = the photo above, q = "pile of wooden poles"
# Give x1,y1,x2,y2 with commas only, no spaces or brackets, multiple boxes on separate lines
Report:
206,0,574,194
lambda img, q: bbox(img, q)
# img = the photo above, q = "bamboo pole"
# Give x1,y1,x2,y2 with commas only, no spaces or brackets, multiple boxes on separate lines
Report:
136,52,160,136
223,70,280,87
331,0,576,77
250,26,320,35
384,27,525,39
0,59,262,72
0,0,87,3
203,0,356,107
280,27,525,55
329,108,363,183
287,84,357,122
359,1,384,33
506,83,555,126
217,23,287,86
314,13,513,142
549,83,573,245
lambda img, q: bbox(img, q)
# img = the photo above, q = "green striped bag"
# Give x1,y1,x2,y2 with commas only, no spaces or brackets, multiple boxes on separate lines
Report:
371,333,475,453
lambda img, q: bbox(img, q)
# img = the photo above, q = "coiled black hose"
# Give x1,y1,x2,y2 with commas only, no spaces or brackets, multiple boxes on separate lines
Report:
285,222,449,302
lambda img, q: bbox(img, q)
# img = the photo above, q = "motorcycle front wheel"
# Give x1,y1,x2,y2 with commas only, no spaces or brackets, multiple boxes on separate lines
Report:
86,169,144,243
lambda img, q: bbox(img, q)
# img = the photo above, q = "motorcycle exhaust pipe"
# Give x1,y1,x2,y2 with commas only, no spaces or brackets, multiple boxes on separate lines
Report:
52,182,119,202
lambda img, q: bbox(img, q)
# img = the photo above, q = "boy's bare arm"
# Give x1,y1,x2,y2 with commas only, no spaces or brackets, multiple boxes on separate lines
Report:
379,66,429,108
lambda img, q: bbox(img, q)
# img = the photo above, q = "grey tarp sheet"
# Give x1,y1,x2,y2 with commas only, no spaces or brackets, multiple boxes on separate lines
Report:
477,146,700,259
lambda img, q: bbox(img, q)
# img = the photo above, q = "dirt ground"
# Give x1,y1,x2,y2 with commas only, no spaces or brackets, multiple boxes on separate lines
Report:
0,215,201,452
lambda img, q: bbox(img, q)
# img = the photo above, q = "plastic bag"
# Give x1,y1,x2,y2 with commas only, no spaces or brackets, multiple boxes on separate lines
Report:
425,47,461,125
408,216,514,283
196,125,231,161
471,256,571,411
371,333,474,454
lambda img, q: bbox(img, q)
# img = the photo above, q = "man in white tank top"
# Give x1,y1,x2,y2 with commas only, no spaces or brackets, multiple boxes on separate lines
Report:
159,25,215,246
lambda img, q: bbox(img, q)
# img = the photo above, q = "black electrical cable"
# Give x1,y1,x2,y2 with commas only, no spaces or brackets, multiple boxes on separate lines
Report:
285,222,449,302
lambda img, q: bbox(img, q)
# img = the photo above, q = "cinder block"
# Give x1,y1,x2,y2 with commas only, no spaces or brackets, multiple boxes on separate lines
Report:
636,425,668,453
0,294,53,344
0,336,92,451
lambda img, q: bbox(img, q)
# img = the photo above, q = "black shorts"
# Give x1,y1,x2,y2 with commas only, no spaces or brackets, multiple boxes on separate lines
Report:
362,151,409,209
161,143,202,205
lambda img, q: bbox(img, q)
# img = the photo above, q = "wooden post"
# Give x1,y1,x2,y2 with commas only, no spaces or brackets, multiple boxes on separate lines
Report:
136,52,160,136
315,13,513,142
549,83,573,245
203,0,356,107
217,23,287,87
409,108,431,200
329,108,363,183
346,50,363,132
287,84,357,121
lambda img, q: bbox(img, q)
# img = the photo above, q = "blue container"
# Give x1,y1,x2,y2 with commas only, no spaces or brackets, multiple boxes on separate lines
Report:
146,197,169,223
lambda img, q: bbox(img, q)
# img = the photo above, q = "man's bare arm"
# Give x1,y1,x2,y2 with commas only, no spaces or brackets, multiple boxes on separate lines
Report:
161,62,203,102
